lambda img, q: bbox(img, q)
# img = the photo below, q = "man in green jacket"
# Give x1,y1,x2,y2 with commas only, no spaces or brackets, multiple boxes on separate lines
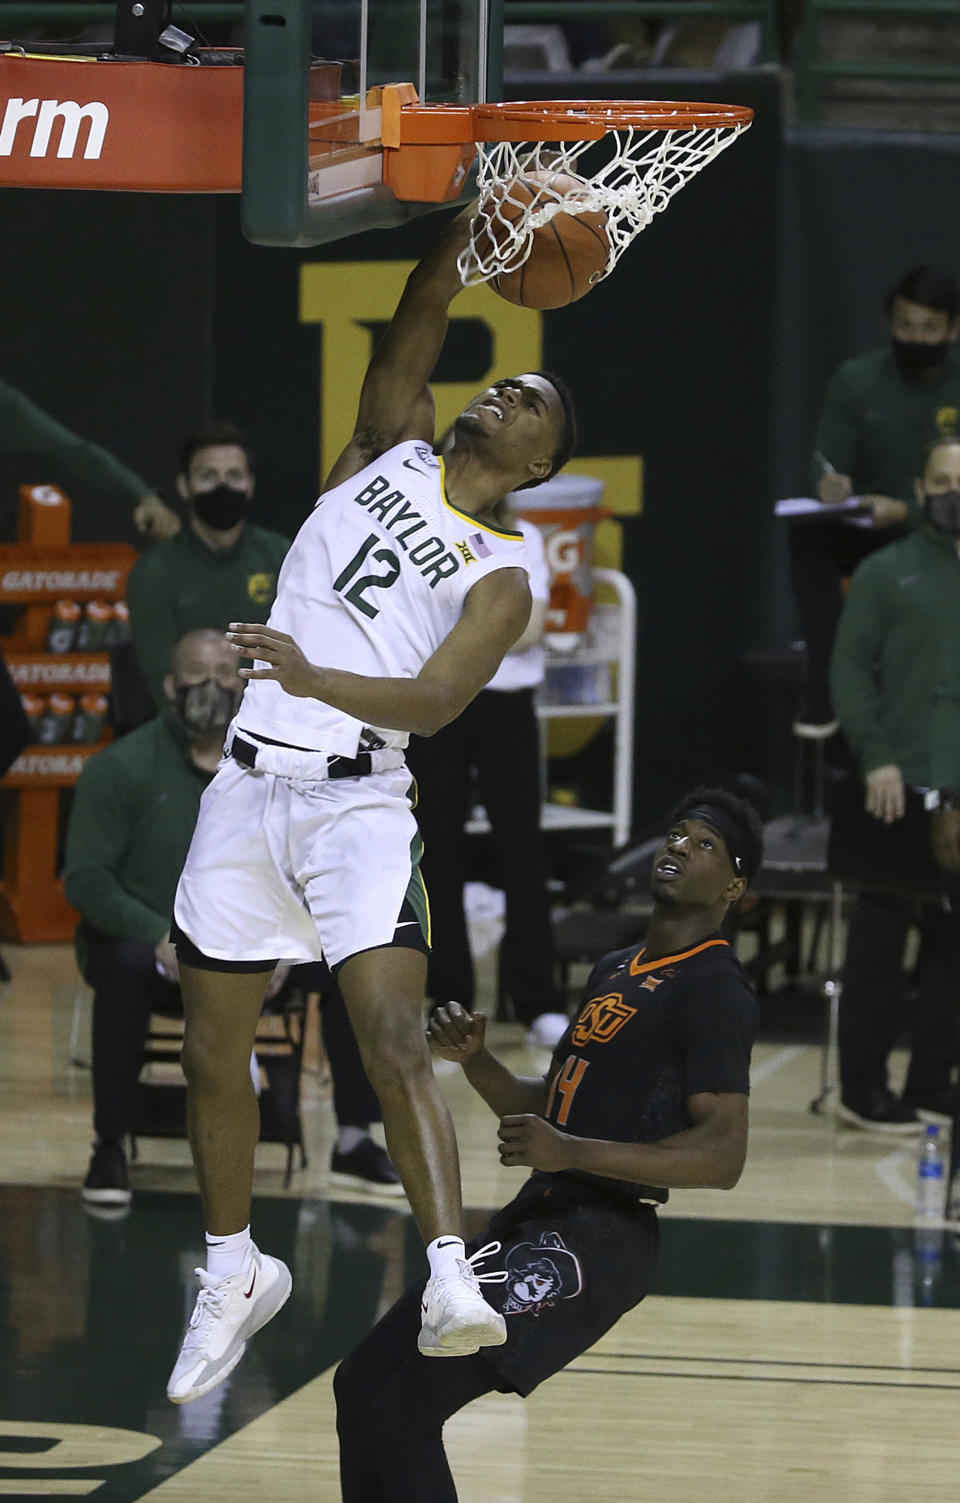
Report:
126,421,290,710
793,265,960,735
0,377,179,538
65,628,400,1206
64,629,245,1204
830,433,960,1132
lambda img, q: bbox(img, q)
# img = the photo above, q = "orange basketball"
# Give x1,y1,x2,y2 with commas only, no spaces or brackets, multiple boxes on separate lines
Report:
483,170,609,310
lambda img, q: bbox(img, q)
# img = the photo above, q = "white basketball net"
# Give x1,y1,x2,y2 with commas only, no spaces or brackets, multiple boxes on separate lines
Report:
459,117,750,288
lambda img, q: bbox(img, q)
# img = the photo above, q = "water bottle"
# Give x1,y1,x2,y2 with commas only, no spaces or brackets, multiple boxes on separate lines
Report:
913,1223,944,1306
916,1124,945,1219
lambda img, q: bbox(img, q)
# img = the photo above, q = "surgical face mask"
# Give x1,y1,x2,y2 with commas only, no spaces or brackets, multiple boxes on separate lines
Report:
191,483,250,531
924,489,960,537
892,337,951,376
174,679,241,736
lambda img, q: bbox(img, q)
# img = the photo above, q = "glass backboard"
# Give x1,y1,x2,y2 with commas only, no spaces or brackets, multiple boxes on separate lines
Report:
242,0,496,248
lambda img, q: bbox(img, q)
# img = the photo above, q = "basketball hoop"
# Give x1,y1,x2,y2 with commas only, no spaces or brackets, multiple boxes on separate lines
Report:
456,100,754,289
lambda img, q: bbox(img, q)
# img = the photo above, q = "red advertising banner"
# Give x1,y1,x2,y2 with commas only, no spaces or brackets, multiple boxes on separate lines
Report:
0,53,243,192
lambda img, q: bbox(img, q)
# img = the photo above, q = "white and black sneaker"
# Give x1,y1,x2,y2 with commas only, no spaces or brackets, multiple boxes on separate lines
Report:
418,1241,508,1358
166,1244,292,1404
81,1141,131,1208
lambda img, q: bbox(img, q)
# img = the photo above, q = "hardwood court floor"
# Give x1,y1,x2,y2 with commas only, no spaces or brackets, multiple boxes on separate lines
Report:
135,1298,960,1503
0,943,932,1227
2,940,958,1501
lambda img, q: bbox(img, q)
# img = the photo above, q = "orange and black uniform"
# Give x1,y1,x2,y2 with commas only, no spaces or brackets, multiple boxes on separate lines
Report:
334,934,757,1503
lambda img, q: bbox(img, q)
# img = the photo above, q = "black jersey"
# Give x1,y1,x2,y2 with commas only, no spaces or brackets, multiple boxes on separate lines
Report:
538,933,758,1205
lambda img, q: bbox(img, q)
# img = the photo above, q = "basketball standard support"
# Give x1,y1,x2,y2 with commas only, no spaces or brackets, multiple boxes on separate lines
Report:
241,0,499,247
241,0,312,245
114,0,172,58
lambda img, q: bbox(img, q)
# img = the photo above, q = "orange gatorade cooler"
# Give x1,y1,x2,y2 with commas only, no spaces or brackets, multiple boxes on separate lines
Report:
47,600,81,654
20,693,45,742
73,693,109,744
76,600,114,651
513,473,605,645
39,693,76,744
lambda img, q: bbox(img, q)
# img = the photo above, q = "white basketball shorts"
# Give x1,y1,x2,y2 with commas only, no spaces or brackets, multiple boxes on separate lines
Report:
173,752,430,971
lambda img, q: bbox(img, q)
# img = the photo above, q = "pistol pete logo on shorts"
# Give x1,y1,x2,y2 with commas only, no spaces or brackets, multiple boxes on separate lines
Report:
571,992,637,1046
936,406,959,436
247,572,275,606
501,1233,584,1317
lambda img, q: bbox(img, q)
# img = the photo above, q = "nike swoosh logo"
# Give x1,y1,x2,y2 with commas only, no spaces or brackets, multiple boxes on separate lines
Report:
395,920,420,928
244,1270,257,1299
402,458,427,475
421,1300,428,1314
435,1238,461,1248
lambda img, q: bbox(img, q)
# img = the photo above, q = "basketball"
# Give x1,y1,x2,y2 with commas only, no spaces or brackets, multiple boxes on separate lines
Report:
483,170,610,310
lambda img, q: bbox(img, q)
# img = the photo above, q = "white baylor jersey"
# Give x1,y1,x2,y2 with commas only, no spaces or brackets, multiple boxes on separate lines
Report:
238,440,529,756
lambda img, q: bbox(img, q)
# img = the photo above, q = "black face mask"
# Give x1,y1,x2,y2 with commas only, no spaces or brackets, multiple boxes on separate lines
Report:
174,679,241,737
192,483,250,531
892,338,951,376
924,489,960,537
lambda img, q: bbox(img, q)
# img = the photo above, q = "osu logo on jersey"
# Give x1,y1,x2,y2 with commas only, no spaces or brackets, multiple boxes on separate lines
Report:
246,572,275,606
571,992,637,1046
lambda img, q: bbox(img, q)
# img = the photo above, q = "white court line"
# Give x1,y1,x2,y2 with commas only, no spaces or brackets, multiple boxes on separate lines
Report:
876,1145,917,1209
750,1044,806,1087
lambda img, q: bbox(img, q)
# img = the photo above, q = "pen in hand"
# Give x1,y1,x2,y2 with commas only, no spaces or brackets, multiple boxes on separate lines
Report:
815,452,854,507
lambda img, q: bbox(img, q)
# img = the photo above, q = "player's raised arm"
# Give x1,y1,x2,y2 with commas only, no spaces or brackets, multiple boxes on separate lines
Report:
322,205,475,494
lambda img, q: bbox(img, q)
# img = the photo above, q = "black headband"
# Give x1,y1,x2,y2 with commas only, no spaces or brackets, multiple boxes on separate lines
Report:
682,804,752,881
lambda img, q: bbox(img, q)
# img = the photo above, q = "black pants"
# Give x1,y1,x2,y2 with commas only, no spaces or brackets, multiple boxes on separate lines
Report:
84,939,380,1145
335,1182,658,1501
335,1287,497,1503
788,519,900,717
291,961,381,1129
839,893,960,1104
406,688,562,1022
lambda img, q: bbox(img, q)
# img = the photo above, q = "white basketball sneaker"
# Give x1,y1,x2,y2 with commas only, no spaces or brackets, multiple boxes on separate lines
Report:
418,1241,508,1358
166,1244,292,1403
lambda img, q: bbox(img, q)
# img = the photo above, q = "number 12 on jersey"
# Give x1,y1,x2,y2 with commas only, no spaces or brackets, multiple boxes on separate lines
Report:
333,533,401,619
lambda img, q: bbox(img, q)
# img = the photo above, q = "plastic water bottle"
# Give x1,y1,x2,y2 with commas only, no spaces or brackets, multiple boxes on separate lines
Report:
913,1223,944,1306
917,1124,946,1219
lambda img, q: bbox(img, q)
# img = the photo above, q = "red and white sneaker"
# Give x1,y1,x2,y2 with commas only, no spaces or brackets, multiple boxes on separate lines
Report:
418,1242,508,1358
166,1244,292,1403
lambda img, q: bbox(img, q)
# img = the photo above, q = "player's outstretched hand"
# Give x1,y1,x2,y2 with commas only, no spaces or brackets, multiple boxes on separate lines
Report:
427,1002,487,1062
227,623,318,697
498,1114,570,1173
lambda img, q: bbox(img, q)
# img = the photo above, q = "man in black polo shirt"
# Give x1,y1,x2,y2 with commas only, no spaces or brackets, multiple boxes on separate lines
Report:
334,785,761,1503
